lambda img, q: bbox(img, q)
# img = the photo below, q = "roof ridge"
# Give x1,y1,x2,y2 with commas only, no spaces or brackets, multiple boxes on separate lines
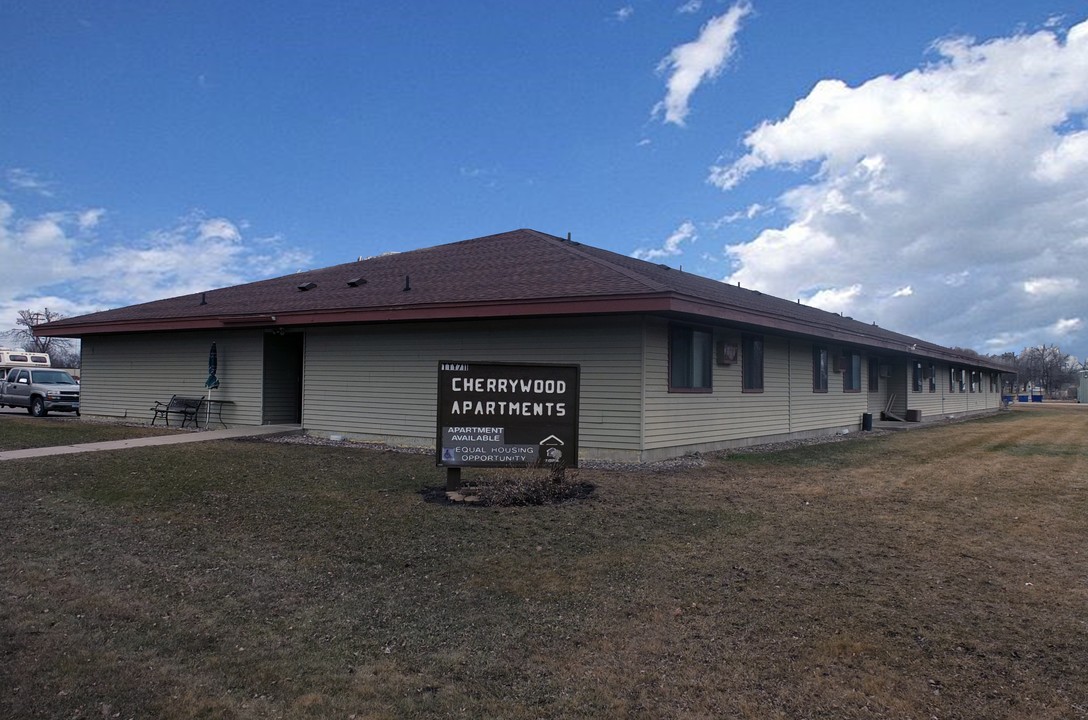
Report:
521,229,671,294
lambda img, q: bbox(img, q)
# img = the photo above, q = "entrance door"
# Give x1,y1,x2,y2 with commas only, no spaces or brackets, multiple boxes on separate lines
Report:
263,333,303,424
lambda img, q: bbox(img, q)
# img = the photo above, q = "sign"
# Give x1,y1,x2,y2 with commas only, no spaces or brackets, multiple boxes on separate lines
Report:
436,361,580,468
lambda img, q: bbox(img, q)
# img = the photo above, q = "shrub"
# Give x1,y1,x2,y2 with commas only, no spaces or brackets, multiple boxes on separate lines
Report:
471,468,592,506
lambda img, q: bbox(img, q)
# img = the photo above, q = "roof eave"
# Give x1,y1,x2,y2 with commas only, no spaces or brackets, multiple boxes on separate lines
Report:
36,291,1012,372
33,295,677,337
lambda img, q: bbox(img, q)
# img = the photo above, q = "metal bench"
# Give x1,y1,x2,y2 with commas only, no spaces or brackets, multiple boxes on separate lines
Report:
150,395,205,428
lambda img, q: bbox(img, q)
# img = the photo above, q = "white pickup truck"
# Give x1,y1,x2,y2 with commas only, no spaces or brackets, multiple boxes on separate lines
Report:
0,367,81,417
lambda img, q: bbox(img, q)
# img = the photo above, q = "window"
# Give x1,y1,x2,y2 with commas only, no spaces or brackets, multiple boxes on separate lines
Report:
928,363,937,393
742,334,763,392
958,369,966,393
912,361,924,392
949,367,956,393
669,324,712,391
970,370,980,393
843,353,861,392
990,372,999,393
812,346,828,392
868,357,880,392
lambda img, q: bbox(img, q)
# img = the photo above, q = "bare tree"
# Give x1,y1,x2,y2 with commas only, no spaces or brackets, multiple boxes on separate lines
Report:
1016,344,1077,397
7,308,78,366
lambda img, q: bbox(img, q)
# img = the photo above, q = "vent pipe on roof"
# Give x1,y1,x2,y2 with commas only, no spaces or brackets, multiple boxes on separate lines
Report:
567,232,571,241
200,292,207,306
403,275,411,292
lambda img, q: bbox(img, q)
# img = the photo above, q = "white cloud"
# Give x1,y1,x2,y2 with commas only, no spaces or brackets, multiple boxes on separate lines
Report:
198,217,242,243
614,5,634,22
78,208,105,230
806,284,862,315
633,220,697,260
654,2,752,126
0,199,311,330
1051,317,1083,335
714,18,1088,358
892,286,913,298
677,0,702,14
6,168,55,197
1023,277,1079,296
714,202,768,225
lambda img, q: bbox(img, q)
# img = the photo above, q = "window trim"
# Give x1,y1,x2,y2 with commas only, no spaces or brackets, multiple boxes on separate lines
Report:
928,363,937,393
667,323,713,394
842,352,861,393
741,334,764,393
812,346,828,393
911,361,924,393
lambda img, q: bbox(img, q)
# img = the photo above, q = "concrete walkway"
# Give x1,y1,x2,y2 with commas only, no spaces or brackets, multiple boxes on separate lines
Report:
0,424,303,462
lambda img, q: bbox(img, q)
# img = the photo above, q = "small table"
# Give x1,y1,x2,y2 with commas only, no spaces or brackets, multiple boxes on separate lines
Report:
198,399,234,428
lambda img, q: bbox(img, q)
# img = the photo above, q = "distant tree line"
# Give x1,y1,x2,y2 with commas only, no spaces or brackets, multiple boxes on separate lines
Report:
995,344,1084,398
2,308,81,368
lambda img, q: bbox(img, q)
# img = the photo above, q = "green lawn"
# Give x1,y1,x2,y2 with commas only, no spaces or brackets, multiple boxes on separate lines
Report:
0,414,181,451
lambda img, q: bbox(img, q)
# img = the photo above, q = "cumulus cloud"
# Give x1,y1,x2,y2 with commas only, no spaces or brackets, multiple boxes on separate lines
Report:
0,199,311,329
677,0,702,14
714,18,1088,358
654,2,752,126
614,6,634,22
633,221,698,260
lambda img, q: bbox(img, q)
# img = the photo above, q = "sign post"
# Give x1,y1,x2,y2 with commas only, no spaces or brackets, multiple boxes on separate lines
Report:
436,361,580,488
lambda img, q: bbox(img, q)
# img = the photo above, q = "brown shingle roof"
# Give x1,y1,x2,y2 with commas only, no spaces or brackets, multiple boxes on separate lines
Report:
38,228,1009,370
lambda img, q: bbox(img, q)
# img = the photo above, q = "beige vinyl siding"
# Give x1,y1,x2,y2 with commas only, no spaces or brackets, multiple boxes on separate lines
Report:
905,361,947,418
788,342,869,432
80,330,264,425
301,317,644,458
900,363,1003,419
643,319,791,452
644,322,901,456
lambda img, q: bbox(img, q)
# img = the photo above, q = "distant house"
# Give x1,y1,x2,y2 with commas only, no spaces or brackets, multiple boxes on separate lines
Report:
38,229,1011,461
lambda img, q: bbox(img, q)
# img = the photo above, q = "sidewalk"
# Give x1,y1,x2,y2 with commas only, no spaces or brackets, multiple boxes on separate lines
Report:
0,424,303,462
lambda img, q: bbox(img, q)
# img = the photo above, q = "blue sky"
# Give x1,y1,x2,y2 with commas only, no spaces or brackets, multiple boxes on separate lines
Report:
2,1,1087,362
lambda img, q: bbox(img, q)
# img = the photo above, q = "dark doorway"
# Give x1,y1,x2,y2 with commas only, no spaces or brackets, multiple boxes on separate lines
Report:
263,332,303,424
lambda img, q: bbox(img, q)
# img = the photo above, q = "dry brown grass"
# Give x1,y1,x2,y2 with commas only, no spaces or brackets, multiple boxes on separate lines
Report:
1,406,1086,719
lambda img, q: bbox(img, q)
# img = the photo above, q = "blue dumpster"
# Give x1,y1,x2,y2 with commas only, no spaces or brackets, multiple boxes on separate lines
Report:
1018,394,1029,403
